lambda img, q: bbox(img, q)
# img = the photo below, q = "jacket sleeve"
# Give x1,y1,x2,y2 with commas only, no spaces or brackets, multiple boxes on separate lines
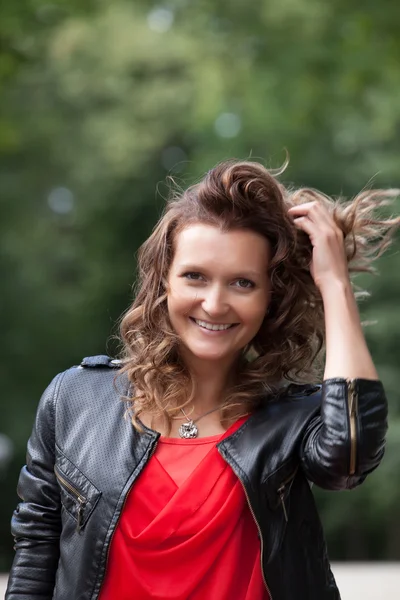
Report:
299,378,388,490
5,372,65,600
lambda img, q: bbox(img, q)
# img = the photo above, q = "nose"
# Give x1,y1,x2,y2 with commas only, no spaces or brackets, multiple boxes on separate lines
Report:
201,284,230,318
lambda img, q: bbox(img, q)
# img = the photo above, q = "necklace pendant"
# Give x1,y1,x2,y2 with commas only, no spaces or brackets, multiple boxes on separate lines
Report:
178,420,198,439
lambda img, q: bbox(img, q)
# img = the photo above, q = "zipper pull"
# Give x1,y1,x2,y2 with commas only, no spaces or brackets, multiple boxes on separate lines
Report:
76,497,86,533
347,378,358,476
278,485,288,522
348,379,357,414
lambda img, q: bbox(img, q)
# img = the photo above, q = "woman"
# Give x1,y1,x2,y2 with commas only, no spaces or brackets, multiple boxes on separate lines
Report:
6,160,398,600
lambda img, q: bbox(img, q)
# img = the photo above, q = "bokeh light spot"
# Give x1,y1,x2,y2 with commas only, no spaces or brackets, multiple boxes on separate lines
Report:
214,112,242,138
147,7,174,33
47,187,74,214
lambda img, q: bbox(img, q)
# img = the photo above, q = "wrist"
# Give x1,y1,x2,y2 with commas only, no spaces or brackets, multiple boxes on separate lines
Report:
318,276,353,299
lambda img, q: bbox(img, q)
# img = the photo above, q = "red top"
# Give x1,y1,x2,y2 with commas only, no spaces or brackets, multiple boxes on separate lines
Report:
99,417,269,599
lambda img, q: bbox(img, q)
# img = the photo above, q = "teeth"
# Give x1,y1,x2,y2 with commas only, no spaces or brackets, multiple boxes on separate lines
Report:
194,319,232,331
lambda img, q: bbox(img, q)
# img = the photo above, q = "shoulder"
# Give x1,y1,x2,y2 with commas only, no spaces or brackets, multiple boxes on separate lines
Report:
30,356,125,448
62,352,125,384
276,381,322,416
267,381,321,406
79,355,122,369
283,382,321,402
51,356,129,442
251,381,322,425
56,355,123,391
220,382,323,472
63,354,123,379
46,355,127,416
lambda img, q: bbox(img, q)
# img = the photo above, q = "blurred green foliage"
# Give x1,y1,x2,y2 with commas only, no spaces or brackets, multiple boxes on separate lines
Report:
0,0,399,570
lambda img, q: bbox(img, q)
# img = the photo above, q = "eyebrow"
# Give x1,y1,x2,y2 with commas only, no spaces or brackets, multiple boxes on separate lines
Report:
177,264,263,278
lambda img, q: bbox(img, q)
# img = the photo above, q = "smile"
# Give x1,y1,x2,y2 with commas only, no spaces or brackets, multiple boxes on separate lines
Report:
190,318,237,331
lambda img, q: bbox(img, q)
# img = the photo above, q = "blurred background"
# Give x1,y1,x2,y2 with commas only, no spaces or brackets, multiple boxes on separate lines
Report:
0,0,399,583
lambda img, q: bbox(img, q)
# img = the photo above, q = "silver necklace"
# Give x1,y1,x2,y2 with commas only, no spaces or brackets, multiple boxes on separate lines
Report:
178,406,221,439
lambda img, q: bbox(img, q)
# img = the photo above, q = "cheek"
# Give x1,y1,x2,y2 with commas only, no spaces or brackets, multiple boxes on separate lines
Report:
240,295,269,325
167,283,197,320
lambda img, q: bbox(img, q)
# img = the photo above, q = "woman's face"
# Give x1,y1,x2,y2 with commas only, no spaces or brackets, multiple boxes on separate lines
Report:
167,223,271,368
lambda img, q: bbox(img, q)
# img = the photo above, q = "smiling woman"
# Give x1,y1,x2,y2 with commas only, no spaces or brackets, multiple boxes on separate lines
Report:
6,159,399,600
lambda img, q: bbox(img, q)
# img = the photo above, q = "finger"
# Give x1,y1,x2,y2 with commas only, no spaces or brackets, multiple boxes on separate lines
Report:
288,202,318,214
293,215,344,248
288,202,333,226
291,216,315,237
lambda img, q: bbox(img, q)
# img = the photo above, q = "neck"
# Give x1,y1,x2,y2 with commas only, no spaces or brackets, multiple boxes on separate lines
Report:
180,351,240,413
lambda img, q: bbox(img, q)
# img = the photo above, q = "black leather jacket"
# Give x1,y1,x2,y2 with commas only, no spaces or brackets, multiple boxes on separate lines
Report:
6,355,388,600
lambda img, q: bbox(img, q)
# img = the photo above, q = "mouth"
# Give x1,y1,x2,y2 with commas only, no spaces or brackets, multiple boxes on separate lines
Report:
189,317,239,332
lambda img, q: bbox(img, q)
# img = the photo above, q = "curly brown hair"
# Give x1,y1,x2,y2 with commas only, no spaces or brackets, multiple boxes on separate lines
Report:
118,159,399,432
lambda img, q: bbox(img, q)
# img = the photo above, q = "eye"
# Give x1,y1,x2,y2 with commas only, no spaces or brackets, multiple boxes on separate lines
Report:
234,278,255,289
182,271,204,281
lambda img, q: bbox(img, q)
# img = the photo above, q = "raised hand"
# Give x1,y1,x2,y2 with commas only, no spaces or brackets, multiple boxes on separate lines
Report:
288,201,350,294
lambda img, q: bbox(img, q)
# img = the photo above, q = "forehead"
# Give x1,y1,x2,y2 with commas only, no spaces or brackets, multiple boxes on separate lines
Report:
171,224,270,270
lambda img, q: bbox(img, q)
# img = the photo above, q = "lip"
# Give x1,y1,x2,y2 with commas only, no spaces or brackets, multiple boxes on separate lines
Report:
189,317,239,333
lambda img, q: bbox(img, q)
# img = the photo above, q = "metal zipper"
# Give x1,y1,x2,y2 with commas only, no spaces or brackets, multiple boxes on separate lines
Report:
217,447,273,598
347,379,358,476
100,438,159,590
238,476,273,598
276,466,298,523
54,467,87,532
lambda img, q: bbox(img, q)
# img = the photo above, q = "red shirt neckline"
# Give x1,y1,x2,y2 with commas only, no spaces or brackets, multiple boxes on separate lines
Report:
159,433,222,445
159,415,249,445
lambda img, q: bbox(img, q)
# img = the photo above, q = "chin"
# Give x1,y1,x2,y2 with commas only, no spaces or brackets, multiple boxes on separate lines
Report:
194,353,229,362
185,344,236,363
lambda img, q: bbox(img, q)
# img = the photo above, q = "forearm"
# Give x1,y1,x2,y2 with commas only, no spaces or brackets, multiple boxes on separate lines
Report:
6,541,59,600
321,278,379,380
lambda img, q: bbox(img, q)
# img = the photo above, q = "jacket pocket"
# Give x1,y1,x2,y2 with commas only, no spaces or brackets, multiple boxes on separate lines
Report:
54,454,101,532
263,459,299,523
276,466,298,522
